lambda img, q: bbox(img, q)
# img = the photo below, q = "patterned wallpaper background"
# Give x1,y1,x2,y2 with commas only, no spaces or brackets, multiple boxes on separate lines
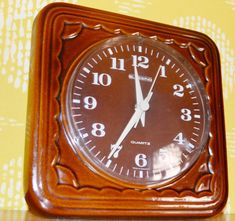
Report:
0,0,234,214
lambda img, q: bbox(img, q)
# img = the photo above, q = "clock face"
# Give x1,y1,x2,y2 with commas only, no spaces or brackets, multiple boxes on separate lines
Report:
63,35,210,188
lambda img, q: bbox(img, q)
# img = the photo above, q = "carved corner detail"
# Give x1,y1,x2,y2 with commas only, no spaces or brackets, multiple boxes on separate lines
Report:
55,164,80,188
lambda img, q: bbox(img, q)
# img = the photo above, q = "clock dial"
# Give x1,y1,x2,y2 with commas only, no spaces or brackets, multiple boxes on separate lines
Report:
63,35,210,188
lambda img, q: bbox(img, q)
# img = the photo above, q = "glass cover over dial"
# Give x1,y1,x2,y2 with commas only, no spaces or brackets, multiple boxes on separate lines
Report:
63,35,210,188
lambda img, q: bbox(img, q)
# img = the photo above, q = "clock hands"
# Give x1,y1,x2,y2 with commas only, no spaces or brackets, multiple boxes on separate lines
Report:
108,65,145,159
133,65,145,128
108,65,162,160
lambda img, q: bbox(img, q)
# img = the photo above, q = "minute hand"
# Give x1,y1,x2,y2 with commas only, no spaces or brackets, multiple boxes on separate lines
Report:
108,108,142,159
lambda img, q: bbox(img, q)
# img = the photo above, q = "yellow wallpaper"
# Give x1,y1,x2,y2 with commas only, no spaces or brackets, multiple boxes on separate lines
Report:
0,0,234,214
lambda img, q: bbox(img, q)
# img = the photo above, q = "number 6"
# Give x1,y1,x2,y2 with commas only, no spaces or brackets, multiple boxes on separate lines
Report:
135,154,147,167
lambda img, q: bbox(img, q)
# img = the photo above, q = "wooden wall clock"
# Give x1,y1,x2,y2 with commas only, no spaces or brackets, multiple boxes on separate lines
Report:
24,3,228,218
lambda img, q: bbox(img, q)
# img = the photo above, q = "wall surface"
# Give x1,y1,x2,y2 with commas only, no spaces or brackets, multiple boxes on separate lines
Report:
0,0,234,214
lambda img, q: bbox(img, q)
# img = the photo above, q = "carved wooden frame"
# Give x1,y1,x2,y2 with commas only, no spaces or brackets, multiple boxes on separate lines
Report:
24,3,228,217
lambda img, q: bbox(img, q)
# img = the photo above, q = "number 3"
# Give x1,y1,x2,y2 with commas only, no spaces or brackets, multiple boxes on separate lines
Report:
181,108,192,121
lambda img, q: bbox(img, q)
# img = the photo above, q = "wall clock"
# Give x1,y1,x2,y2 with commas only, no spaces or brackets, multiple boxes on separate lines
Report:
25,3,228,218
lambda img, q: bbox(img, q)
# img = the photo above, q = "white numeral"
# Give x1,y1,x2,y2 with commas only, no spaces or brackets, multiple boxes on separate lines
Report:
83,96,97,110
111,57,125,71
181,108,192,121
135,153,147,167
91,123,105,137
173,132,185,145
159,65,167,78
132,55,149,69
173,84,184,97
92,72,112,86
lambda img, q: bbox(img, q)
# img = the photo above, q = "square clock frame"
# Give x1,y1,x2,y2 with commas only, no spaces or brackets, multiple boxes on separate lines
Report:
24,3,228,218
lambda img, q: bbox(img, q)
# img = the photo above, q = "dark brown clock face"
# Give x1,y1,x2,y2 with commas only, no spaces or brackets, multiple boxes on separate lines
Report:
63,35,210,188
